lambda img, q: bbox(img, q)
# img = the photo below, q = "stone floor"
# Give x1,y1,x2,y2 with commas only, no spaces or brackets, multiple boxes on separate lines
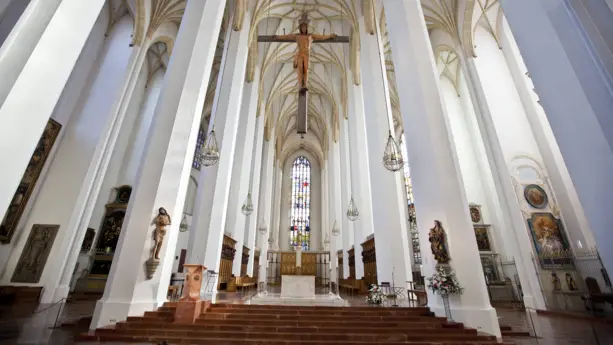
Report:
1,290,612,344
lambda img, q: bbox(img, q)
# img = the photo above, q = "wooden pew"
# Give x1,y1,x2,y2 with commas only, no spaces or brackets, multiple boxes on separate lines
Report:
232,276,257,291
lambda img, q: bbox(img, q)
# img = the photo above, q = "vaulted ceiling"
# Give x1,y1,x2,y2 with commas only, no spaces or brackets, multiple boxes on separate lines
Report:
121,0,499,164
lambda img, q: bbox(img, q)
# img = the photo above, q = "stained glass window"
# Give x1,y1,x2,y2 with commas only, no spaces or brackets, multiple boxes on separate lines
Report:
192,126,206,170
400,134,421,265
289,156,311,250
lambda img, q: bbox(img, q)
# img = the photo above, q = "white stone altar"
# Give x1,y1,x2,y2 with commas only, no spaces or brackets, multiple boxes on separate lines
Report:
280,275,315,299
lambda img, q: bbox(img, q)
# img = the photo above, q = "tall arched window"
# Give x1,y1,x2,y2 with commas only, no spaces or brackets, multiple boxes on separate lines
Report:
290,156,311,250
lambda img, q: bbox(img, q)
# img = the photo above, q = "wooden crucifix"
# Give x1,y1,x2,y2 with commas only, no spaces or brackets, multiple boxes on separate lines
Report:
258,13,349,134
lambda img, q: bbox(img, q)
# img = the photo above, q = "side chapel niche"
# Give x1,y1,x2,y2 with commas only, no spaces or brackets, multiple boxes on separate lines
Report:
74,185,131,292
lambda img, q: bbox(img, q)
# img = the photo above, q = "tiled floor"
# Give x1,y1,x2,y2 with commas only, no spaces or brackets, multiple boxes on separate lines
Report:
1,291,612,344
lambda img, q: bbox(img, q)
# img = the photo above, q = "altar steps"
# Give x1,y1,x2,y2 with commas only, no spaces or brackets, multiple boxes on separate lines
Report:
77,302,510,345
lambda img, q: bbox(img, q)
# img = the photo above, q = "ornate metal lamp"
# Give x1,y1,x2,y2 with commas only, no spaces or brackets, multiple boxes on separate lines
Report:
179,213,189,232
331,220,340,236
197,128,220,167
346,196,359,221
241,192,254,215
383,130,404,172
258,218,267,234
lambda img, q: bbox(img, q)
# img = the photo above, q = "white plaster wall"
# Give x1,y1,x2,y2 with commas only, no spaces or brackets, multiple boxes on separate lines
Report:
499,18,596,250
473,29,542,163
279,149,322,251
0,15,133,290
172,173,198,272
119,68,165,186
0,7,110,280
439,76,506,256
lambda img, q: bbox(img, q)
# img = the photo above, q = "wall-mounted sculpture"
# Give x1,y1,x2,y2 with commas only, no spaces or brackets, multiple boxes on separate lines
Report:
145,207,171,279
428,220,450,265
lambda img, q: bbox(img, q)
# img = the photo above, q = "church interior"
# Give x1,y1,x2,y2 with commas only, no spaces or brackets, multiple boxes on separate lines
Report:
0,0,612,344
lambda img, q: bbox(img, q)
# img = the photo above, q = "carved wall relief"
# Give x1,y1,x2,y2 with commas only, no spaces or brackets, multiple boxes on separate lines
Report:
0,119,61,244
12,224,59,283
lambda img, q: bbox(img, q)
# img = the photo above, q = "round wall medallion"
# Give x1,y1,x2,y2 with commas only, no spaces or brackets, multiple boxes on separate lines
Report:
469,206,481,223
524,184,548,209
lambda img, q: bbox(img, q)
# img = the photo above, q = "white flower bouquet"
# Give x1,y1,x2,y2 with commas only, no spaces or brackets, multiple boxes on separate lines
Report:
366,284,387,305
427,266,464,295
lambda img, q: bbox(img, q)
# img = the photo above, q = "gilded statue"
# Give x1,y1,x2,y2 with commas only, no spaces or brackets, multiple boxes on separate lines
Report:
428,220,450,264
273,13,337,91
151,207,171,261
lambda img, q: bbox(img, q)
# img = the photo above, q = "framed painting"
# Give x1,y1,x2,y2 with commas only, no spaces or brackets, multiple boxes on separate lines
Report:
474,225,492,252
11,224,59,283
524,184,548,209
527,212,573,268
0,119,61,243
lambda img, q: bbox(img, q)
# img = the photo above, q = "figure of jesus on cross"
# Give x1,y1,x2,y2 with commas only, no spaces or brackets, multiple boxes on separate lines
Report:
272,13,338,91
258,13,349,134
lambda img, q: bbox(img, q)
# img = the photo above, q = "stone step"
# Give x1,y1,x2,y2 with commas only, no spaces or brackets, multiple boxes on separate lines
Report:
206,308,434,317
114,321,478,334
194,317,453,328
93,328,496,342
210,303,430,312
76,333,503,345
201,312,445,322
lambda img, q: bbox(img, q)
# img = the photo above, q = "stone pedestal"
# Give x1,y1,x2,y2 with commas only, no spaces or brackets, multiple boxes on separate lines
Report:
281,275,315,299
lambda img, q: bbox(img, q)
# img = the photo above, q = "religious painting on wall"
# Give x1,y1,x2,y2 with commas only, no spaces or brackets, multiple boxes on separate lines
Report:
474,226,492,252
95,210,125,254
469,205,482,224
524,184,548,209
528,212,572,268
11,224,59,283
0,119,61,244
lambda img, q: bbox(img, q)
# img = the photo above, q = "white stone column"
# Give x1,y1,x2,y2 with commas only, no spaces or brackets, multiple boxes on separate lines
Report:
321,165,329,251
272,165,284,250
329,142,342,286
0,0,63,105
0,0,105,224
347,83,372,279
258,138,276,285
185,4,251,297
90,0,227,329
246,113,265,275
460,54,546,310
226,23,257,275
500,0,613,282
358,9,411,288
383,0,500,337
339,120,354,279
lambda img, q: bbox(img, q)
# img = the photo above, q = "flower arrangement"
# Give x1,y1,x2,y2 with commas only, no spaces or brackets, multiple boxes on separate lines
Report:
365,284,387,305
427,266,464,295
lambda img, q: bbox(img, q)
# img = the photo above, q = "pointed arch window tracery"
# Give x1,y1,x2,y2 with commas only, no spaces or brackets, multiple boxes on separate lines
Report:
289,156,311,250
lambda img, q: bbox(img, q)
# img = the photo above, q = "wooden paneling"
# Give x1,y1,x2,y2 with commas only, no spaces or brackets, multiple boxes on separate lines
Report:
348,248,356,278
361,237,377,286
253,249,260,280
240,246,249,276
218,235,237,290
337,250,344,279
280,251,316,276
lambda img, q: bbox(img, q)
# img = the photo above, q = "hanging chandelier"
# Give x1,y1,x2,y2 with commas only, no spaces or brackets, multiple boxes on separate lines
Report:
331,220,340,236
241,192,254,215
258,218,267,234
346,196,359,221
179,213,189,232
383,130,404,172
197,129,220,167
